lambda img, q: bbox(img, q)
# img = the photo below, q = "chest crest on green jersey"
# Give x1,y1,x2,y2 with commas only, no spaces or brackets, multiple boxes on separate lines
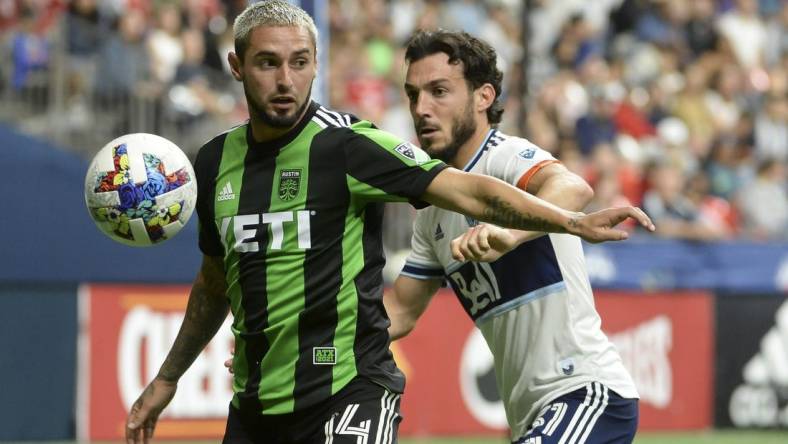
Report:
278,169,302,201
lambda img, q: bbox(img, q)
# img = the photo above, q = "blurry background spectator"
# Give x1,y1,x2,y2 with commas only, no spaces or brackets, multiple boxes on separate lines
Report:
11,8,49,96
736,158,788,240
643,161,729,241
93,8,154,134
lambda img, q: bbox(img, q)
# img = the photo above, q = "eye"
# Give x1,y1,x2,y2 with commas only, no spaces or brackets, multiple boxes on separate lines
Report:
258,58,277,68
405,90,418,104
433,87,448,97
292,58,309,68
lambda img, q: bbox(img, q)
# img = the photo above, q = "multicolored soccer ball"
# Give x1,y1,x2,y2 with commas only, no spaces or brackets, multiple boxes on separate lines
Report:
84,133,197,247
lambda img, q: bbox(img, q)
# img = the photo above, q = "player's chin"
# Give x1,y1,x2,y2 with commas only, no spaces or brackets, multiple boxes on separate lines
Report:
265,110,300,127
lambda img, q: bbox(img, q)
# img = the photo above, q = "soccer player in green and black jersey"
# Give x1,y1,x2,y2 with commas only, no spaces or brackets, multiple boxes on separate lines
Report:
124,2,653,443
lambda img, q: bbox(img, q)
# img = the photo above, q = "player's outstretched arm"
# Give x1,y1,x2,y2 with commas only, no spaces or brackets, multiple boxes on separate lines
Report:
452,163,595,261
384,276,443,340
422,167,654,243
126,255,229,444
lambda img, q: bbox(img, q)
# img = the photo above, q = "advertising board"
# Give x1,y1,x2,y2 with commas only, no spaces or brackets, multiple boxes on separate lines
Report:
77,285,714,439
715,294,788,428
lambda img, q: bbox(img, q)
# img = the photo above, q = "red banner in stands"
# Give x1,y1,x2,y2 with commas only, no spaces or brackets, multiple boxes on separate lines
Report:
77,285,713,440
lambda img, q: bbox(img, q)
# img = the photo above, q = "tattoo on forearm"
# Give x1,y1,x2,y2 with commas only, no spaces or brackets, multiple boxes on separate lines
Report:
158,262,229,382
482,196,563,232
568,215,580,230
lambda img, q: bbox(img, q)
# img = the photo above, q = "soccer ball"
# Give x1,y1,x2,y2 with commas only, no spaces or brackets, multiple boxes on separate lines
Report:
84,133,197,247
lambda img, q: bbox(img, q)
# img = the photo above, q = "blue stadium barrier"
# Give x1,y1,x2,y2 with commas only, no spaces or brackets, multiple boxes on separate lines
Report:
585,238,788,292
0,124,200,284
0,284,77,440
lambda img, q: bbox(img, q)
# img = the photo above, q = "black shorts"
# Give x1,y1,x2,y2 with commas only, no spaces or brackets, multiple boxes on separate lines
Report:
223,377,402,444
513,383,638,444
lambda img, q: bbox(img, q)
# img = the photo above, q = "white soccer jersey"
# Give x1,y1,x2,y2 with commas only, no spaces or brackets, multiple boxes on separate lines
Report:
401,130,638,440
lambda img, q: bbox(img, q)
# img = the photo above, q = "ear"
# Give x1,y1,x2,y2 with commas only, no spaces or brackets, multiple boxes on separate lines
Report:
475,83,496,115
228,52,243,81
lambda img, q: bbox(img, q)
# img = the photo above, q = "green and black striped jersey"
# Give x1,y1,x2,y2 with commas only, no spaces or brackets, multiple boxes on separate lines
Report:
193,101,446,415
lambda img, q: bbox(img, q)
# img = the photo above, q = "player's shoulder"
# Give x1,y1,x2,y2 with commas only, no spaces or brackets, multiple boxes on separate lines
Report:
487,130,551,161
314,107,429,161
309,105,392,145
310,105,362,130
194,122,245,168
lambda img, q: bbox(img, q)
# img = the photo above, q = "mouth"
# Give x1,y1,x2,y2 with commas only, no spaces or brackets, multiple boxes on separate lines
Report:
418,126,439,138
271,96,296,109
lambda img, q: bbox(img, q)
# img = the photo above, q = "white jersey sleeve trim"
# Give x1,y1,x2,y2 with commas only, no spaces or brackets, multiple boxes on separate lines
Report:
400,259,444,280
475,281,566,325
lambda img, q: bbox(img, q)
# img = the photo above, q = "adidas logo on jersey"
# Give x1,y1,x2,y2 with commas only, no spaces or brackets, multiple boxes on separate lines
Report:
435,224,445,241
218,182,236,201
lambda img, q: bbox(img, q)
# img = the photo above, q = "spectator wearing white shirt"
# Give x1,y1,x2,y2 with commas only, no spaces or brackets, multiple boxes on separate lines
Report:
716,0,768,69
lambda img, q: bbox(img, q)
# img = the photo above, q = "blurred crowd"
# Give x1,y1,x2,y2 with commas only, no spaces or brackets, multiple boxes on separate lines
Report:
1,0,786,242
2,0,249,138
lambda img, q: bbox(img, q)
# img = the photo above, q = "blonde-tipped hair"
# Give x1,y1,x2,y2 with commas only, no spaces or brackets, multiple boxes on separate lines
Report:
233,0,318,60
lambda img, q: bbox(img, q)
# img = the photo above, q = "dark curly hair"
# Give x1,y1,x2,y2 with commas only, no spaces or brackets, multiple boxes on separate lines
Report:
404,29,504,125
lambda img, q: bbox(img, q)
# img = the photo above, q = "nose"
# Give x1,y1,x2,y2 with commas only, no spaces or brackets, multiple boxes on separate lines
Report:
276,65,293,90
412,91,432,118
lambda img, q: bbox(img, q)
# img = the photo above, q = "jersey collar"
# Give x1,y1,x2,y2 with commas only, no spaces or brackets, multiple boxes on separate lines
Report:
245,100,320,153
461,129,497,172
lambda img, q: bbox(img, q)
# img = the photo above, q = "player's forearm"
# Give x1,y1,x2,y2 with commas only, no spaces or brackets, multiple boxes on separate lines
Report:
426,170,580,234
387,311,417,341
384,277,440,340
157,259,229,383
508,174,594,244
384,294,419,340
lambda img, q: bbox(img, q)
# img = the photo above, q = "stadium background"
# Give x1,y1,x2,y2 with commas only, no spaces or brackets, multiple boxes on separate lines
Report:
0,0,786,442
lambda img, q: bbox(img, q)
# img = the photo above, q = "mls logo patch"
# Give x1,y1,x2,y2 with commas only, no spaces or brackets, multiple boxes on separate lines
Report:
465,216,479,227
394,142,430,164
395,142,416,160
313,347,337,365
278,169,301,201
518,148,536,159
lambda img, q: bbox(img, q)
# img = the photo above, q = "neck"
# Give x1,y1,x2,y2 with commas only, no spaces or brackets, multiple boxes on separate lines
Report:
248,104,311,144
450,124,493,169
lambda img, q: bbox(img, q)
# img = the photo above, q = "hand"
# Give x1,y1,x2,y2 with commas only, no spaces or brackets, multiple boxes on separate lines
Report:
126,378,177,444
568,207,655,243
451,224,520,262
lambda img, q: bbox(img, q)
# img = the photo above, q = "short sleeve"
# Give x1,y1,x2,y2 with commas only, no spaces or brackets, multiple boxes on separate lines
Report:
194,137,225,256
400,212,444,281
343,122,447,206
486,137,558,191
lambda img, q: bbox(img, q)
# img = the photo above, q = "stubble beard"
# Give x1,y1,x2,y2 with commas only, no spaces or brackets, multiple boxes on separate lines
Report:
246,82,313,128
419,101,477,165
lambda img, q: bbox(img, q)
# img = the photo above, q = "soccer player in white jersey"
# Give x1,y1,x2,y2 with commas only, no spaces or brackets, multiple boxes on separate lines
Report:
384,30,641,444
